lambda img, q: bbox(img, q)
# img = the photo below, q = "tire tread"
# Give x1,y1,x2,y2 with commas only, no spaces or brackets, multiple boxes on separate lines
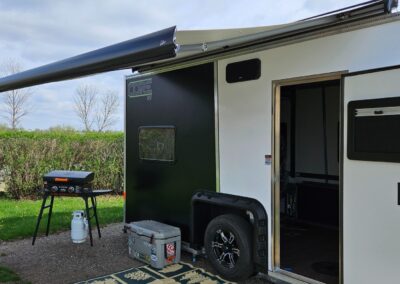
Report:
204,214,254,281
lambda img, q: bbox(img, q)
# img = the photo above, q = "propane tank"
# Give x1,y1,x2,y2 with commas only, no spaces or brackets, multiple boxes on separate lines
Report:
71,210,88,243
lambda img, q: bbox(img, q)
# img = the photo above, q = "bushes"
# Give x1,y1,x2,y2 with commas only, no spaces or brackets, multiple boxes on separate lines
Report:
0,130,123,199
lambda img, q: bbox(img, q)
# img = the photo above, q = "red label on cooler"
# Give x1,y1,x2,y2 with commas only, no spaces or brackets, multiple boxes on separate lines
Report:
165,242,176,263
166,243,175,256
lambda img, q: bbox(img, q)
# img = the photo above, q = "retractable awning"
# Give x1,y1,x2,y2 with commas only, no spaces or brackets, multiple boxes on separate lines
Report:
0,26,177,92
0,0,397,92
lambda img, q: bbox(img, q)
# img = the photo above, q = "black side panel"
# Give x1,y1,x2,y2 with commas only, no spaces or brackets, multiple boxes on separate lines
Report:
125,63,216,241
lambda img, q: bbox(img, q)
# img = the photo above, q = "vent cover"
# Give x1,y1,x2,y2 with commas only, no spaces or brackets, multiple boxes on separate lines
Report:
226,58,261,83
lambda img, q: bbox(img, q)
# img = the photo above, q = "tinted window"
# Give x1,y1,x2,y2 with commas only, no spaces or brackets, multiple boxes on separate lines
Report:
348,97,400,162
139,127,175,161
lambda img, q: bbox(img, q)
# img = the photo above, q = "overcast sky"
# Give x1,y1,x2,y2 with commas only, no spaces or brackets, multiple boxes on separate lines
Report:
0,0,362,131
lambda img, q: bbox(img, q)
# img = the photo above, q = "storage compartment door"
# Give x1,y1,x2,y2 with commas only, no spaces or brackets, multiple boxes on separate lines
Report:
343,67,400,284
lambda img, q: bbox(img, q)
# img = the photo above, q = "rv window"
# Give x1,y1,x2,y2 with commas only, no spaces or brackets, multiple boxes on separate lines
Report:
138,126,175,162
348,97,400,162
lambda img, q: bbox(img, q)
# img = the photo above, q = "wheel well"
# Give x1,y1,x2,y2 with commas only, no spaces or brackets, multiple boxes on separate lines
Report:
191,191,268,272
191,202,249,247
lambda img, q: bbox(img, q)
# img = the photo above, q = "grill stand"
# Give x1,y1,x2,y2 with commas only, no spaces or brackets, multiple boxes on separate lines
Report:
32,192,103,246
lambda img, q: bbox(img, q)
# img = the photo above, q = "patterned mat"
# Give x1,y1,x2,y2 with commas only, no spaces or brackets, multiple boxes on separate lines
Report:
75,262,234,284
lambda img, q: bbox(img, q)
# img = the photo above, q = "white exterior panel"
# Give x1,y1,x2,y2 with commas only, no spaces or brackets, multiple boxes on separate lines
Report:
217,19,400,273
343,68,400,284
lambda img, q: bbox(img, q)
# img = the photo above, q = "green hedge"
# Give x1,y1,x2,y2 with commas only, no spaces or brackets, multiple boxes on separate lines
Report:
0,130,124,199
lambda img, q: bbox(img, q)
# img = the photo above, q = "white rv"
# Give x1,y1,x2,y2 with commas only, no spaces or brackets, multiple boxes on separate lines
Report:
0,1,399,283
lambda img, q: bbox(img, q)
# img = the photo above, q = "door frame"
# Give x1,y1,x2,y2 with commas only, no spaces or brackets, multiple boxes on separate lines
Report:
271,71,345,284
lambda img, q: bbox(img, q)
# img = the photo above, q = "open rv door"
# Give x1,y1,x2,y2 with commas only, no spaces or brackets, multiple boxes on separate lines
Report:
342,66,400,283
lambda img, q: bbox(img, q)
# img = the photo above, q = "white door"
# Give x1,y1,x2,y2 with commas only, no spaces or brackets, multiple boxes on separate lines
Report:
343,67,400,284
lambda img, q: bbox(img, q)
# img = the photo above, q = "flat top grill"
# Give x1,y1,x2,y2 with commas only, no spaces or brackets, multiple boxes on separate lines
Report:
43,170,94,184
33,170,112,246
43,170,95,195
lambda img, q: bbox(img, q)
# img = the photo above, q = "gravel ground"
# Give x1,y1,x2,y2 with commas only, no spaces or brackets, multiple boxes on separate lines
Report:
0,223,271,284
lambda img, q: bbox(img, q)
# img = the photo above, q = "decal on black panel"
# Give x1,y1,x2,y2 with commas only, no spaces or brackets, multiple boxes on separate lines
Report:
128,78,153,100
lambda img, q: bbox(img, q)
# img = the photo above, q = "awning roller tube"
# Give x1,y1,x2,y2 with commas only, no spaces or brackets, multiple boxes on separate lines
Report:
0,26,177,92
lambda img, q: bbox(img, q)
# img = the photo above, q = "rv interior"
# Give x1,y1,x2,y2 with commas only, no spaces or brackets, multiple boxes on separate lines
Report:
279,80,340,284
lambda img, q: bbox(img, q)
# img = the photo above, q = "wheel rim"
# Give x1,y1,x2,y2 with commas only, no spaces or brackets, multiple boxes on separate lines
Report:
212,229,240,269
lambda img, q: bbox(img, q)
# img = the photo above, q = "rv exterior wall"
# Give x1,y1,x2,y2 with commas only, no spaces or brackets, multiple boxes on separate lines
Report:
217,18,400,276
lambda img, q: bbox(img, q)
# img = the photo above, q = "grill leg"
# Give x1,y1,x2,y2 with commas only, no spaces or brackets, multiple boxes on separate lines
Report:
45,195,54,236
32,194,49,245
91,196,101,238
84,197,93,246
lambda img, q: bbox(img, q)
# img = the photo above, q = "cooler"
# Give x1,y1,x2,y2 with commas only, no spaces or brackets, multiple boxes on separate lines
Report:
127,220,181,269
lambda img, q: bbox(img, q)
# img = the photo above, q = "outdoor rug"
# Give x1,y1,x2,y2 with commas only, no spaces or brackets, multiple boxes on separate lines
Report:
75,262,234,284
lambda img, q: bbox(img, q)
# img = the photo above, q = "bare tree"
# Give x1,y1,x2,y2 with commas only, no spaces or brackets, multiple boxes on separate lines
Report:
74,85,119,132
0,60,32,130
74,85,97,131
95,90,119,132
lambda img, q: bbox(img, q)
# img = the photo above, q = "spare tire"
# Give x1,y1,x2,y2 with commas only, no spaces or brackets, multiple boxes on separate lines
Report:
204,214,254,281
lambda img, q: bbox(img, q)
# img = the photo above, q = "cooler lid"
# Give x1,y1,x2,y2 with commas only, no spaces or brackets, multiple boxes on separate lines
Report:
128,220,181,239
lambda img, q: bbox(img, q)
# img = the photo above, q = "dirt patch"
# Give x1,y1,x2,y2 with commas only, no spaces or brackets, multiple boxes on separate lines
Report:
0,223,270,284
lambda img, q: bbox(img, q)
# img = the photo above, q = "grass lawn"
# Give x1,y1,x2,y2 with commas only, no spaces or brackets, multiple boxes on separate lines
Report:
0,266,20,282
0,196,123,241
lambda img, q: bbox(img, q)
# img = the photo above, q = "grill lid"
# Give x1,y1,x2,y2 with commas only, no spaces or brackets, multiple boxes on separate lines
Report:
43,170,94,184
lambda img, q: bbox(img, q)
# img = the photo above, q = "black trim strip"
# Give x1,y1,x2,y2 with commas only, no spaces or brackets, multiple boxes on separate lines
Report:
398,183,400,205
339,74,345,284
343,63,400,77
